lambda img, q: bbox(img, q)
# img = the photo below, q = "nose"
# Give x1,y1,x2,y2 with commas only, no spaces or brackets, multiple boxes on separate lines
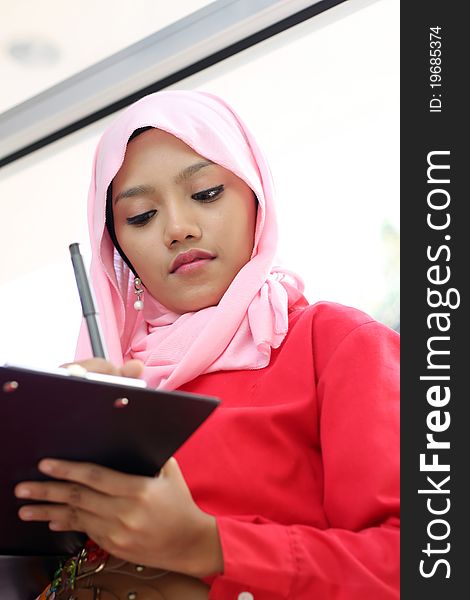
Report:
163,200,202,248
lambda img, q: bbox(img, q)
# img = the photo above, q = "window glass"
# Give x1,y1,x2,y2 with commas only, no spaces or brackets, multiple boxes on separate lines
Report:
0,0,214,112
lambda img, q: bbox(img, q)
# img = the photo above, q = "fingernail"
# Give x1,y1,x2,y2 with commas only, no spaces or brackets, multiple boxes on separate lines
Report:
49,521,61,530
15,487,31,498
39,460,54,473
19,509,33,519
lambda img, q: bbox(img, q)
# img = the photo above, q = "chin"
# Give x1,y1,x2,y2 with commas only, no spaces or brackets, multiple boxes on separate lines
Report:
176,293,224,314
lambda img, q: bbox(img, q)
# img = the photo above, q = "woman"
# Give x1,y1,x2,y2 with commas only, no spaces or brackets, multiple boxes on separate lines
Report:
16,90,399,599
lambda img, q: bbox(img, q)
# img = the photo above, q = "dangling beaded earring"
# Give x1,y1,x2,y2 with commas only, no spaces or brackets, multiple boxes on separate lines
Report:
133,277,144,311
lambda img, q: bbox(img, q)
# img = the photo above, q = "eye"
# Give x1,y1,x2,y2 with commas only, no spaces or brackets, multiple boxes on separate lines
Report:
126,210,157,226
192,185,224,202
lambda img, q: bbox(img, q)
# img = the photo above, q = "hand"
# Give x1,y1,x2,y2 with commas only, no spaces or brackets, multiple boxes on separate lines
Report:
60,357,145,380
15,457,223,578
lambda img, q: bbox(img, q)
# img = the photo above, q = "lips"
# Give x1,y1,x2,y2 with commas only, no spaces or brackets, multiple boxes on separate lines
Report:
170,249,215,273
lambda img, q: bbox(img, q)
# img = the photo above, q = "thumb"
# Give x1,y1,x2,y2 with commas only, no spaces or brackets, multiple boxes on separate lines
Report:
159,456,183,480
157,458,194,502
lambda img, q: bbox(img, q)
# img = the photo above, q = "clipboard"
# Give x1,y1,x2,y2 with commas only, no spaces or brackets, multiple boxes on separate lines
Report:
0,363,220,557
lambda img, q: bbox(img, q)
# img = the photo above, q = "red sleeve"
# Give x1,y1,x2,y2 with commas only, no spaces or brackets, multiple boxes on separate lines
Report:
207,320,400,600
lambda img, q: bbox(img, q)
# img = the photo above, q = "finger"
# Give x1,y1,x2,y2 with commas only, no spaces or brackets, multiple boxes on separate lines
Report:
59,358,120,376
18,503,135,559
14,480,112,517
120,359,144,379
37,459,149,497
18,503,107,538
50,508,109,543
59,359,143,380
18,502,70,523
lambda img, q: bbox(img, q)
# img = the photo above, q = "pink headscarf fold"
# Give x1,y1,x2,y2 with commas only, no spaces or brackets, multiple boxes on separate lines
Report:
75,90,307,390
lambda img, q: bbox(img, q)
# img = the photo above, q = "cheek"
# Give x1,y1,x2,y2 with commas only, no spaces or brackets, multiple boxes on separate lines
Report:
117,229,139,264
223,206,256,267
237,200,257,252
115,226,161,276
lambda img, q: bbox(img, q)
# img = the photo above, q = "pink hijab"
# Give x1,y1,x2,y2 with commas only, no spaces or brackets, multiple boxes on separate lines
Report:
75,90,307,390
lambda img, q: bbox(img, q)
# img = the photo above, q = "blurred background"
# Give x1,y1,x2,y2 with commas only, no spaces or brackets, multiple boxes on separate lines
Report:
0,0,399,368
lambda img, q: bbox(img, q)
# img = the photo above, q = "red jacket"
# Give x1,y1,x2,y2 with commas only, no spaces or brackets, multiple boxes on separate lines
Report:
176,302,400,599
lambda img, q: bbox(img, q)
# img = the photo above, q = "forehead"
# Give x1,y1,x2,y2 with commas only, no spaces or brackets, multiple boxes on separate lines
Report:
125,128,202,162
113,128,209,185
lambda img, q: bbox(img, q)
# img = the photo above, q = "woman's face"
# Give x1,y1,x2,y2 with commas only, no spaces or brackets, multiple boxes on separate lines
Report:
112,128,257,314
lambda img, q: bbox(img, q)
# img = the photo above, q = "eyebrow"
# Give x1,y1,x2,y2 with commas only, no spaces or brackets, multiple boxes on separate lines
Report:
113,160,214,205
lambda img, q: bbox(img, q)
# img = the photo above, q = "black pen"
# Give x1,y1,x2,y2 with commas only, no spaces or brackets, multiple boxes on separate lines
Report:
69,243,108,360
